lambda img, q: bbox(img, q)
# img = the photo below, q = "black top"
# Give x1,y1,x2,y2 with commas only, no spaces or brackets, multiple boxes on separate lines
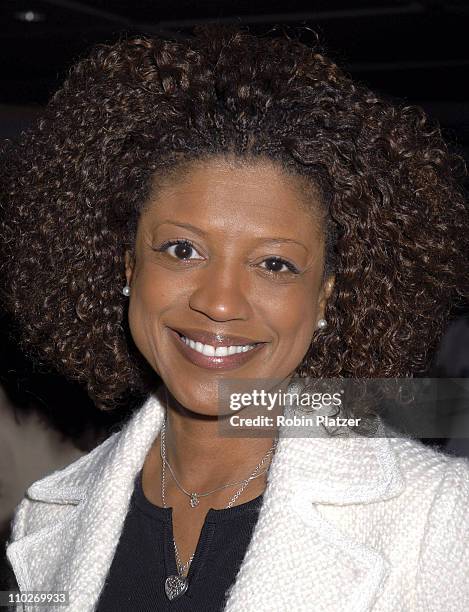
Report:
95,469,264,612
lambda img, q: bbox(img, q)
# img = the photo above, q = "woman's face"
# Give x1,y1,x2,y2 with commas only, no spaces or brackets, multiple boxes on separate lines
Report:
125,157,334,415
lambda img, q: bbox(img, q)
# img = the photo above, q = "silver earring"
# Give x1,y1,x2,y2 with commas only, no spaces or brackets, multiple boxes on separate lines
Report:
317,318,327,329
122,285,131,297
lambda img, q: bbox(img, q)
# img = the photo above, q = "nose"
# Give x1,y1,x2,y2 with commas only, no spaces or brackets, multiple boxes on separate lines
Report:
188,258,252,322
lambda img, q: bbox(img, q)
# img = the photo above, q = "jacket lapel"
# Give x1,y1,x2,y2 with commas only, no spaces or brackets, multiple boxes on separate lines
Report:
7,394,165,611
223,433,404,612
7,392,405,612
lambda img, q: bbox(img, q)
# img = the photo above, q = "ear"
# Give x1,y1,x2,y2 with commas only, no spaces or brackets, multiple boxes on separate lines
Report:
124,250,135,286
317,274,335,320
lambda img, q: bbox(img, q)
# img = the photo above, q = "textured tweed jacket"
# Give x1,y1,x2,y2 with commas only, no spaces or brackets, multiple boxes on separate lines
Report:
6,392,469,611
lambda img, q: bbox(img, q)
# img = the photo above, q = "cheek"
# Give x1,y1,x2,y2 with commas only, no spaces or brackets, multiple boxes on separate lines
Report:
127,267,182,365
261,283,319,350
130,264,185,318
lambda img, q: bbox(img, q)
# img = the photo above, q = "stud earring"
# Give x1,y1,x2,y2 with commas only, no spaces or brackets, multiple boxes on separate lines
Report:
317,318,327,329
122,285,131,297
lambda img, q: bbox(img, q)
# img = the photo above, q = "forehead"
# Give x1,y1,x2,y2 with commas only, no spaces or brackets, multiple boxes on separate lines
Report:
141,157,325,240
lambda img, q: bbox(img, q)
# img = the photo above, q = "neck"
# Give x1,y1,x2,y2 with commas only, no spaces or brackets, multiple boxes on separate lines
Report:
143,388,277,511
164,406,277,490
143,386,279,506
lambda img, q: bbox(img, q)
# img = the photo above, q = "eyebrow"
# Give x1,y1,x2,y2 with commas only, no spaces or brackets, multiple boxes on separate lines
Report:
156,221,309,252
256,238,308,252
158,220,207,235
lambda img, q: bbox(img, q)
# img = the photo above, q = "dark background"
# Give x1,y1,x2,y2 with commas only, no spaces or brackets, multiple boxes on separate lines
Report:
2,0,469,154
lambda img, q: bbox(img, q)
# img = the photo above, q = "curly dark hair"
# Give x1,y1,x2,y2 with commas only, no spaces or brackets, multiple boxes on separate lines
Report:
1,25,468,411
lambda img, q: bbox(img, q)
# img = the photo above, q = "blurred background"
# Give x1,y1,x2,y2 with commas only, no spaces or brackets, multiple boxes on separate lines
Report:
1,0,469,585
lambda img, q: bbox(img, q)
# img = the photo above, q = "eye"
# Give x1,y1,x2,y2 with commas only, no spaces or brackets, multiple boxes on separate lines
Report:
259,257,299,274
157,239,203,260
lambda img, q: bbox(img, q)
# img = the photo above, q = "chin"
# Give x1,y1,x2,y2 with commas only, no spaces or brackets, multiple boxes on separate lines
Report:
164,380,224,418
163,370,291,422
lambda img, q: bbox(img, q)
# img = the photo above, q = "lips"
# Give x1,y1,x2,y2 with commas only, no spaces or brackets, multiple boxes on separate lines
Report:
168,327,267,370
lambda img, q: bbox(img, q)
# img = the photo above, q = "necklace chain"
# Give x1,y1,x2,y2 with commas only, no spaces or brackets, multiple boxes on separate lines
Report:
161,425,270,505
160,415,278,576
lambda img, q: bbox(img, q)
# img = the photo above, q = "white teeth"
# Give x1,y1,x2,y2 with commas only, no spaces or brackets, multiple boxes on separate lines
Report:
180,335,256,357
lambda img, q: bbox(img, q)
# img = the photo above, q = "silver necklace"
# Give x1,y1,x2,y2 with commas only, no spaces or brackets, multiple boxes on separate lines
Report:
161,419,278,601
160,420,270,508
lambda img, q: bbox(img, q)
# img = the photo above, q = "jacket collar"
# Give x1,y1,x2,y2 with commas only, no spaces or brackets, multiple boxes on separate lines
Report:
25,391,404,507
8,389,405,611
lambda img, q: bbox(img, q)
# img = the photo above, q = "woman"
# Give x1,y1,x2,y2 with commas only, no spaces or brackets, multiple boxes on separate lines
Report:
2,26,469,611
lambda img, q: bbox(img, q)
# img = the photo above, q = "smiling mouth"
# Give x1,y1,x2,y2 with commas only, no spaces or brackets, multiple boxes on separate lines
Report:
169,329,266,370
179,333,258,356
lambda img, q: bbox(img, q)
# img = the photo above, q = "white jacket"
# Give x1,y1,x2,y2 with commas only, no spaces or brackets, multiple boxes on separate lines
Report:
6,392,469,611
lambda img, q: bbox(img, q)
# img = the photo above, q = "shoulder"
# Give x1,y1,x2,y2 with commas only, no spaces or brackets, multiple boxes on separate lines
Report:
8,393,165,544
8,430,121,542
389,437,469,608
388,435,469,498
382,435,469,525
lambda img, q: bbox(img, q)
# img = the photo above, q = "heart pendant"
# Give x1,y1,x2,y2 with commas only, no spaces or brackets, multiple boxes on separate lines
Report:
165,575,188,600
